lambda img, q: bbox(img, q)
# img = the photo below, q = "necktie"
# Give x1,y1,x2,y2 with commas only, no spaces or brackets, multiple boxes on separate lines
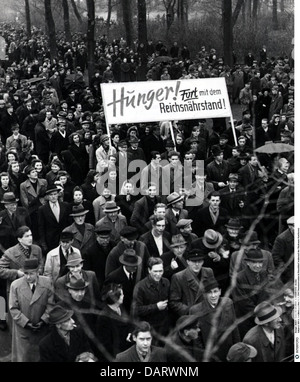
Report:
129,273,134,283
31,284,35,294
51,202,59,221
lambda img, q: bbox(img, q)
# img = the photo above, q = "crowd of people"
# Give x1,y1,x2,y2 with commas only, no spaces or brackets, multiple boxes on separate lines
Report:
0,22,295,363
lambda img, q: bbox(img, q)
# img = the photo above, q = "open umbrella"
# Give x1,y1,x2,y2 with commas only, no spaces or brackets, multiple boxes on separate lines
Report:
24,77,45,84
254,142,294,154
64,73,86,91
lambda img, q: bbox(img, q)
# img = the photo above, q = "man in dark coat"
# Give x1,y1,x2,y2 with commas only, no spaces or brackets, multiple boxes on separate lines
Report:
169,249,215,320
165,192,189,235
219,173,245,217
38,185,70,253
104,249,143,315
272,216,294,284
114,321,167,362
192,191,229,238
243,301,286,362
132,257,170,340
142,125,166,164
139,216,171,258
104,226,150,278
206,145,231,191
130,183,161,235
189,279,240,362
54,252,101,308
39,304,96,362
0,192,31,250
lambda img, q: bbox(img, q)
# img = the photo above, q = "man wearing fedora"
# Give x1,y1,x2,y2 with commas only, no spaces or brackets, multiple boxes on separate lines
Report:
243,301,286,362
229,230,275,279
231,248,276,338
96,200,127,243
83,223,116,288
139,215,171,259
54,251,101,309
39,303,95,362
165,192,188,236
38,185,70,253
169,248,215,319
104,249,143,315
104,225,150,279
192,191,229,238
0,192,31,250
63,204,96,257
161,234,189,281
9,258,54,362
223,218,243,254
44,231,81,285
132,257,170,341
189,279,240,362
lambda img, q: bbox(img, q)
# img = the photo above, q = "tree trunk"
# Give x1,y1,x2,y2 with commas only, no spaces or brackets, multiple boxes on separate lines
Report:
121,0,134,49
137,0,147,45
232,0,245,26
252,0,259,27
223,0,233,67
246,0,252,22
280,0,285,13
273,0,279,30
86,0,95,84
25,0,32,38
241,1,246,25
165,0,176,30
106,0,112,41
44,0,57,62
62,0,72,43
70,0,83,24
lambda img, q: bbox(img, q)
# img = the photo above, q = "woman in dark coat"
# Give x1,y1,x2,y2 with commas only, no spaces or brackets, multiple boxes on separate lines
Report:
96,283,133,362
115,180,139,224
68,132,89,181
60,149,85,186
81,169,100,203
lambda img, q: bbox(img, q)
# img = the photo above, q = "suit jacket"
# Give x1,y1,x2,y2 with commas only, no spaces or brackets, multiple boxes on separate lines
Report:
9,275,54,362
0,207,31,249
38,201,70,251
114,344,167,362
165,208,189,235
105,240,150,279
20,178,48,214
54,269,101,308
169,266,215,318
0,243,43,294
39,326,92,362
104,266,141,315
130,195,161,234
243,325,286,362
43,245,81,284
139,230,171,258
192,206,229,237
189,297,240,362
219,185,246,216
63,222,96,256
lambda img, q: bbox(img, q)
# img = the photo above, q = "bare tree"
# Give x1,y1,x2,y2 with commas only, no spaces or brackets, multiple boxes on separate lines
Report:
121,0,134,48
252,0,259,27
273,0,279,29
62,0,72,42
25,0,32,38
137,0,147,45
44,0,57,61
163,0,176,30
223,0,233,67
86,0,95,83
70,0,83,24
232,0,245,26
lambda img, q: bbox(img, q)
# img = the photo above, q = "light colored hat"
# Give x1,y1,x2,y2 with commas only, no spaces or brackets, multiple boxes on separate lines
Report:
202,229,223,249
254,302,282,325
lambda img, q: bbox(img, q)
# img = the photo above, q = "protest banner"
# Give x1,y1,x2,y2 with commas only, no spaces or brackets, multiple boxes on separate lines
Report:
101,77,237,145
